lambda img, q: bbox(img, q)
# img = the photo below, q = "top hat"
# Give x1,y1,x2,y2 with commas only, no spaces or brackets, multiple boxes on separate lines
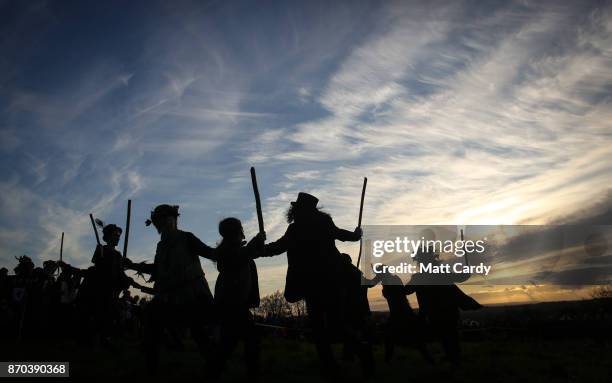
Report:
291,192,319,209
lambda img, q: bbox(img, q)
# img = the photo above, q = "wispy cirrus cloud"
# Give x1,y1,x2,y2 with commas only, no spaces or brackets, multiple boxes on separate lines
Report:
239,1,612,301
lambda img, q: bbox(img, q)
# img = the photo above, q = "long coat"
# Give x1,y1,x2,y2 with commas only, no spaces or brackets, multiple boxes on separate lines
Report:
265,213,360,303
151,230,216,305
214,237,261,314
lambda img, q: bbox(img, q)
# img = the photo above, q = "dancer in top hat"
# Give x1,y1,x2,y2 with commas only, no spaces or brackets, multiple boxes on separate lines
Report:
264,192,368,376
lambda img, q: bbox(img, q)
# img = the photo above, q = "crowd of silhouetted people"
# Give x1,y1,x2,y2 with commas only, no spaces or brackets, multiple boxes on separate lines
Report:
0,255,147,345
0,192,483,379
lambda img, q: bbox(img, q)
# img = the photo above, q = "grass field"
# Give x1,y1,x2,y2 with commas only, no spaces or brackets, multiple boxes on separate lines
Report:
3,335,611,382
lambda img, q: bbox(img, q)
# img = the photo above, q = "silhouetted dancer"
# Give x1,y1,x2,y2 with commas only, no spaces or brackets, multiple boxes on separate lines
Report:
404,229,482,368
89,223,133,346
264,192,363,377
124,204,217,373
338,253,376,373
213,217,265,379
366,268,434,364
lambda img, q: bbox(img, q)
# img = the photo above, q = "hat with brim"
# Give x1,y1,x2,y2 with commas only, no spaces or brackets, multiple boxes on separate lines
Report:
291,192,319,209
146,204,180,226
103,224,123,236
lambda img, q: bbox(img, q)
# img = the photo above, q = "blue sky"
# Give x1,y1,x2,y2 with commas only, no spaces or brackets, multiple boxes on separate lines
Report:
1,0,611,305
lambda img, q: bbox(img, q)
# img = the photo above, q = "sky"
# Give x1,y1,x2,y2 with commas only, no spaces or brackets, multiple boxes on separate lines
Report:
1,0,611,309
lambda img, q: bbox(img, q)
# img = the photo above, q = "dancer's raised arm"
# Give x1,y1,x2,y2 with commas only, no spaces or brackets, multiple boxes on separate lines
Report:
263,228,289,257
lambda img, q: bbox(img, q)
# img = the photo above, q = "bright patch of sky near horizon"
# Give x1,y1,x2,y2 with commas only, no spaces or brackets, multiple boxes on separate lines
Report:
1,0,611,306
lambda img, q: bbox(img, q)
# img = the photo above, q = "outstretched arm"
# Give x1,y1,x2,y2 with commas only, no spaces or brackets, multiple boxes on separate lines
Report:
332,218,362,242
263,230,289,257
244,231,266,259
131,280,155,295
123,258,155,275
361,272,382,287
57,261,86,277
186,232,216,261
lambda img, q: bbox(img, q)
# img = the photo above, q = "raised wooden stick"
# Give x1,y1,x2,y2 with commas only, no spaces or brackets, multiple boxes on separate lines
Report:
358,177,367,227
250,167,265,235
89,213,101,246
60,232,64,262
123,200,131,258
356,177,368,268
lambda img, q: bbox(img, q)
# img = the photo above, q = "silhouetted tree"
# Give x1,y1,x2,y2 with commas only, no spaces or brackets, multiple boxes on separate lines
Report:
256,290,291,319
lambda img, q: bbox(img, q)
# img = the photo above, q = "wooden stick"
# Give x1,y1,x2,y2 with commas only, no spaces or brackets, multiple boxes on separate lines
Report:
89,213,101,246
358,177,368,228
356,177,368,268
60,232,64,262
123,200,132,258
250,167,265,235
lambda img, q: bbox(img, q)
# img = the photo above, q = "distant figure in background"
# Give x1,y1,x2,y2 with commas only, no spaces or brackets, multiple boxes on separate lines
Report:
213,217,265,379
124,204,217,372
56,259,104,344
55,260,92,343
55,264,82,335
38,260,61,338
405,229,482,368
13,255,35,284
265,192,365,377
12,256,35,340
57,265,82,306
